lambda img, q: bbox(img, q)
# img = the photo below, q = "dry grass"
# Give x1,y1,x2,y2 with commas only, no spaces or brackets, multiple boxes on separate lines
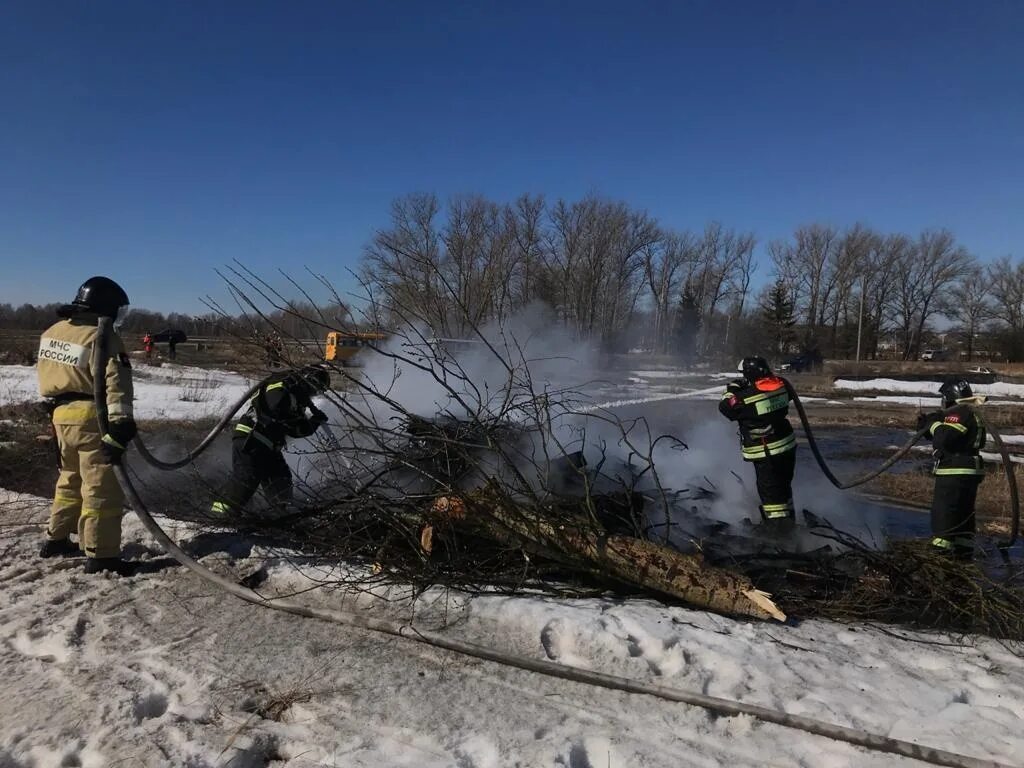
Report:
0,333,38,365
782,539,1024,639
867,465,1023,535
797,400,1024,430
0,401,60,497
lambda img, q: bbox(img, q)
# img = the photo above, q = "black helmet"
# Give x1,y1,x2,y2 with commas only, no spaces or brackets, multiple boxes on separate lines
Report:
939,379,972,407
739,356,772,382
72,276,129,318
296,364,331,394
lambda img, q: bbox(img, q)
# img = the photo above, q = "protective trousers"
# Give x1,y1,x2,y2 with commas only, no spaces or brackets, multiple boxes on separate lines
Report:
211,438,293,515
47,401,124,558
930,474,980,554
752,449,796,522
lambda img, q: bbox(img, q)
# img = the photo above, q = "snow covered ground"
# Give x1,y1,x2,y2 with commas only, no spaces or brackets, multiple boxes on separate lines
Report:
853,395,1024,407
2,489,1023,768
3,363,1024,767
837,378,1024,400
0,362,255,420
900,443,1024,464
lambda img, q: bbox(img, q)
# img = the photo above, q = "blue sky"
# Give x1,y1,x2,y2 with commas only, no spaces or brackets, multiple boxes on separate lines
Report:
2,1,1021,314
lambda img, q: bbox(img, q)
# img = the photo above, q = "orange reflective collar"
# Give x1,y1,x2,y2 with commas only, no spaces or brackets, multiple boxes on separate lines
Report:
754,376,784,391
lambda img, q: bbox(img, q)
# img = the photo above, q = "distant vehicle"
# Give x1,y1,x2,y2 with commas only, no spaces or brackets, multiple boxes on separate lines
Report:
778,351,822,373
324,330,388,364
920,349,951,361
151,329,187,344
966,365,993,375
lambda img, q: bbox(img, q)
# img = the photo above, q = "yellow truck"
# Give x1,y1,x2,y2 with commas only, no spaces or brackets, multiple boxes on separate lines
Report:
324,330,388,364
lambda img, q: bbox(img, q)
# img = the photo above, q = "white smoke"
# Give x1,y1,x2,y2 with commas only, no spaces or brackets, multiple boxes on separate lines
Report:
302,311,886,549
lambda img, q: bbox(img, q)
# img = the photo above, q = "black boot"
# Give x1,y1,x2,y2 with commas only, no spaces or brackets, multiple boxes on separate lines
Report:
760,516,796,536
83,557,134,576
39,538,82,558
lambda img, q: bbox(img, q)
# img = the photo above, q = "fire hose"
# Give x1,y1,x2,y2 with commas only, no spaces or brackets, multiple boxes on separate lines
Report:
782,379,1019,549
82,317,1016,768
130,381,261,470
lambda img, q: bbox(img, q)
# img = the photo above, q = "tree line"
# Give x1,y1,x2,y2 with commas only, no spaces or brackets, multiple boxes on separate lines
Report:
362,193,1024,362
3,192,1022,362
0,302,347,342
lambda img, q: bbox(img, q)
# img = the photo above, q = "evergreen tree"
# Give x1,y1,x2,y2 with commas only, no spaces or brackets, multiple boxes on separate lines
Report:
672,282,701,363
760,279,796,355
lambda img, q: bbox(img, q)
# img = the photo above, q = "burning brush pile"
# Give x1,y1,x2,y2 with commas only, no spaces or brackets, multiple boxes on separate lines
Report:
178,324,1022,644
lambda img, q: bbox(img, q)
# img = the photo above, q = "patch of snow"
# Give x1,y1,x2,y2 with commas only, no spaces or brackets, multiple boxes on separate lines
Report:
1,487,1022,767
996,434,1024,445
0,363,255,421
629,369,698,379
897,444,1024,464
836,378,1024,399
853,395,1024,407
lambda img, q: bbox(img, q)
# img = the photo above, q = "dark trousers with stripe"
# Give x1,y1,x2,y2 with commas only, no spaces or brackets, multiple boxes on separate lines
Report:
931,474,980,550
216,437,293,513
752,449,797,521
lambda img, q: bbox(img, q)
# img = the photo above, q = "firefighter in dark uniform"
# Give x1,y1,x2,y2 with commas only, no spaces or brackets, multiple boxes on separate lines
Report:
917,379,986,558
718,356,797,528
211,365,331,516
37,277,137,575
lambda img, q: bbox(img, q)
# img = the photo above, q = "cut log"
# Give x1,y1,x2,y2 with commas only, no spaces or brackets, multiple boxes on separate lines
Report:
435,493,786,623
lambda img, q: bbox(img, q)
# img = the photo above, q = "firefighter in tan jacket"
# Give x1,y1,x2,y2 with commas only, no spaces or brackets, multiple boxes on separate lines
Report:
37,276,137,575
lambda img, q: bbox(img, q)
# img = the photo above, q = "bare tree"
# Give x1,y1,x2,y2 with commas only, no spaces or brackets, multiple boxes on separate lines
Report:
644,231,697,354
505,194,547,309
987,255,1024,361
860,234,907,359
888,230,973,359
543,196,660,347
690,222,756,354
441,195,518,334
939,266,992,361
770,224,840,350
825,224,877,356
363,193,448,333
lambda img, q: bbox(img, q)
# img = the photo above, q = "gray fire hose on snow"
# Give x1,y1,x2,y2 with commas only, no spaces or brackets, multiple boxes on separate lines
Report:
84,317,1019,768
782,378,1019,549
129,380,262,470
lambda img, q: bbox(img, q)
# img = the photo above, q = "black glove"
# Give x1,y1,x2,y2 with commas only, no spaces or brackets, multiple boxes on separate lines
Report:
309,407,329,426
100,419,137,464
916,411,940,433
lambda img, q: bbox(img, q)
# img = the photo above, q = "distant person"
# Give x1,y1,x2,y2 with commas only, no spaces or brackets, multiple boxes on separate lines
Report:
167,334,177,360
917,379,986,559
37,276,137,575
210,365,331,517
718,356,797,529
142,331,153,359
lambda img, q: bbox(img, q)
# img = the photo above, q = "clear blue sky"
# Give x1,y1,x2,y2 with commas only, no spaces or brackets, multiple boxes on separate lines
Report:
2,1,1021,314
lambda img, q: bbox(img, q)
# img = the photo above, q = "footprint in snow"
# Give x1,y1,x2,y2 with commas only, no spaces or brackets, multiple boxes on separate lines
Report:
133,690,169,722
569,737,623,768
599,614,686,677
541,618,579,662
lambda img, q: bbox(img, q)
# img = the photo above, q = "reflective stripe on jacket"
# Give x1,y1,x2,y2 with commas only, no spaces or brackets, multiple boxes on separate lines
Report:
925,404,986,477
234,371,319,448
718,376,796,461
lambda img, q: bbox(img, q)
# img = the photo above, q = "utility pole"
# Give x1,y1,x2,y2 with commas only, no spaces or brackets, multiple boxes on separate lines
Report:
855,275,865,363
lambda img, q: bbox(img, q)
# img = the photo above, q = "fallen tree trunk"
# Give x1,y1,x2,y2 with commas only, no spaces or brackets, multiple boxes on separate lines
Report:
432,493,786,622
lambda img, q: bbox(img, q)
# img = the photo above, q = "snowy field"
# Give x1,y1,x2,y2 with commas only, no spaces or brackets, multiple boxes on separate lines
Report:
837,378,1024,400
2,490,1023,768
0,362,255,420
3,364,1024,767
